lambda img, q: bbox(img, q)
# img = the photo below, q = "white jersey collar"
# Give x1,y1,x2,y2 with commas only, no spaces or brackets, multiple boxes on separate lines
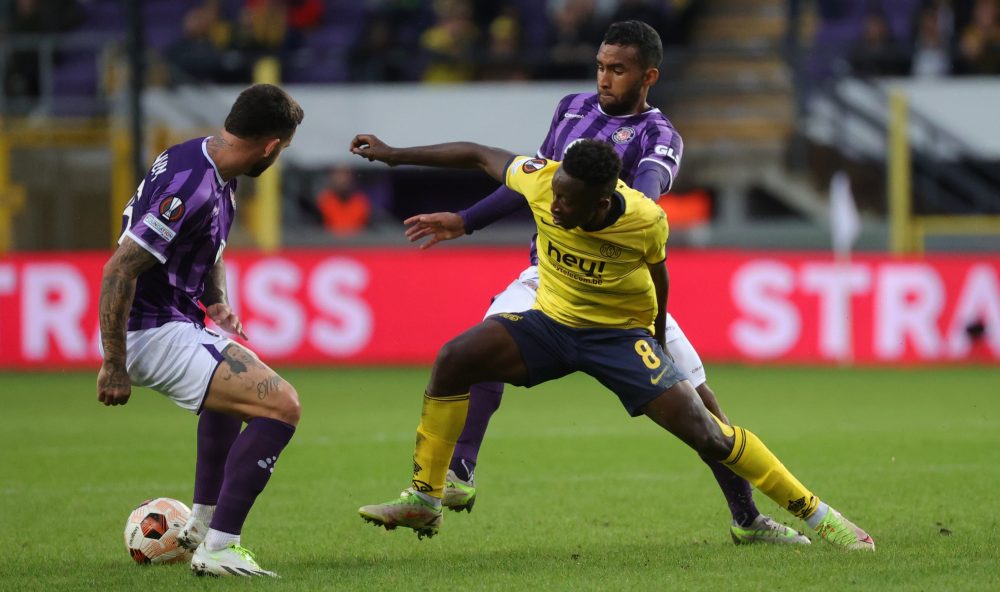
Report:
202,137,226,186
595,101,661,119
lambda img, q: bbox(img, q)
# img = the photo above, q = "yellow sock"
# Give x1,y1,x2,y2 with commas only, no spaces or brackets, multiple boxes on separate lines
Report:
411,392,470,498
710,414,820,520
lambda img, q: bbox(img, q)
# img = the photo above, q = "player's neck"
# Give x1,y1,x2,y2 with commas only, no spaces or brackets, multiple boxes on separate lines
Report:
581,205,612,232
627,92,652,116
206,133,244,182
608,97,652,118
581,193,624,232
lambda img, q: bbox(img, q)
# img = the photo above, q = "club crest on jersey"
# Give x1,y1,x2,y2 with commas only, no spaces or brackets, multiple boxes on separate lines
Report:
522,158,547,173
158,197,185,222
611,126,636,144
600,243,622,259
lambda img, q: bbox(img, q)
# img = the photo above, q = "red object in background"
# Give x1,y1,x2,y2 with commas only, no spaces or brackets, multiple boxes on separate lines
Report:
1,249,998,368
287,0,323,29
316,189,371,235
657,189,711,228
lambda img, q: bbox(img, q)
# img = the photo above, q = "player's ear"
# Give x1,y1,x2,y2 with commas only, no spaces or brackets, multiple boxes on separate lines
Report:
643,67,659,88
263,137,282,157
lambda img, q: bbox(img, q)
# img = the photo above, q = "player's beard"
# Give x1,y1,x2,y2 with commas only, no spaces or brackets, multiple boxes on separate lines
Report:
599,83,644,116
246,151,279,177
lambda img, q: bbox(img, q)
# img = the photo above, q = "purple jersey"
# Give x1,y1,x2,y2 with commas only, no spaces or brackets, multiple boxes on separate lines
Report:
118,137,237,331
538,92,682,191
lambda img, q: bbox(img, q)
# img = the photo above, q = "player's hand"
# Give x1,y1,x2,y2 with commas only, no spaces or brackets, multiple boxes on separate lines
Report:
404,212,466,249
97,362,132,407
350,134,395,165
206,303,248,340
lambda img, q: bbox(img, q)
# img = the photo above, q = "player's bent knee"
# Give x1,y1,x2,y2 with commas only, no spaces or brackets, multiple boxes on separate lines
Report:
275,383,301,426
250,381,301,426
435,338,473,374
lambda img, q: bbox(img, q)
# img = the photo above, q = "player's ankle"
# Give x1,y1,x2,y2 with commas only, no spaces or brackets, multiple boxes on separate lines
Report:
805,502,830,529
449,458,476,483
204,528,240,552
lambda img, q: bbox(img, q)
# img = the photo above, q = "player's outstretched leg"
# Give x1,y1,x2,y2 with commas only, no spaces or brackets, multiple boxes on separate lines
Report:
713,419,873,551
642,383,874,551
692,385,809,545
444,381,504,512
697,453,809,546
178,410,242,551
359,392,468,538
668,327,808,545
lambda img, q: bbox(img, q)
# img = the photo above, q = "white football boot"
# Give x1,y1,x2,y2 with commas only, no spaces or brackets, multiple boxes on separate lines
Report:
191,542,278,577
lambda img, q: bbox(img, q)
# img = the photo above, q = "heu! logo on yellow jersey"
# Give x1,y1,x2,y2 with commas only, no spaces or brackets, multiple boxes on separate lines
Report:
546,241,606,277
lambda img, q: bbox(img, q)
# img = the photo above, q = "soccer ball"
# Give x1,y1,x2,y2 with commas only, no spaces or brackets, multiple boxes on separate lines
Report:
123,497,193,565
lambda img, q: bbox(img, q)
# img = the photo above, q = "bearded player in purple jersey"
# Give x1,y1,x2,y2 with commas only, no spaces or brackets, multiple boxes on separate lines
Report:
404,21,808,545
97,84,304,577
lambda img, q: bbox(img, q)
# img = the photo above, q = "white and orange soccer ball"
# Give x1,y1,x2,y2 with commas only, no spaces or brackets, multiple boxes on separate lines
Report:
123,497,193,565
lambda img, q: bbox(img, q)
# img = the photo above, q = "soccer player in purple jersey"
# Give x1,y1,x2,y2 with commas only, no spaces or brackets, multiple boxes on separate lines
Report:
402,21,808,545
97,84,304,577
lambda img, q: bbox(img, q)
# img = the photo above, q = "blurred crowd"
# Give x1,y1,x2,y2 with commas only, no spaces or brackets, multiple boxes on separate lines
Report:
162,0,698,84
815,0,1000,80
160,0,1000,84
6,0,999,103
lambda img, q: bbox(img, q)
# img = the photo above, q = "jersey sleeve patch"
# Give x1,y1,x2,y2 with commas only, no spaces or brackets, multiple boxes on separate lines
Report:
141,212,177,242
521,158,548,173
158,196,185,222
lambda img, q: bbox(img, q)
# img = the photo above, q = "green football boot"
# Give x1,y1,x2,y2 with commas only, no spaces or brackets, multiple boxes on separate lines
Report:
359,489,443,539
443,469,477,513
730,514,812,545
814,507,875,551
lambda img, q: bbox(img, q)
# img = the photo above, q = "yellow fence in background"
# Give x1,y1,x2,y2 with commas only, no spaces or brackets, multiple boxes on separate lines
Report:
0,57,283,254
0,121,26,255
888,90,1000,254
0,118,131,253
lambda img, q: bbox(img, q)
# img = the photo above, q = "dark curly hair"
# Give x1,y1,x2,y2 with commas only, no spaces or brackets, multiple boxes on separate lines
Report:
562,140,622,192
603,20,663,69
224,83,305,140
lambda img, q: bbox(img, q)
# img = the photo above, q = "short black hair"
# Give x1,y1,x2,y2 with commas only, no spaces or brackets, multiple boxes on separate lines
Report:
603,20,663,69
562,140,622,191
224,83,304,140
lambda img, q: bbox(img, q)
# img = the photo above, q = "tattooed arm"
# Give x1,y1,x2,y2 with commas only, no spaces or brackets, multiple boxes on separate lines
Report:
201,257,228,308
201,257,247,339
97,239,158,406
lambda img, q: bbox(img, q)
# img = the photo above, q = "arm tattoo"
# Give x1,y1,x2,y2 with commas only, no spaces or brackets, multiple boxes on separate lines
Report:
98,240,158,368
201,257,228,307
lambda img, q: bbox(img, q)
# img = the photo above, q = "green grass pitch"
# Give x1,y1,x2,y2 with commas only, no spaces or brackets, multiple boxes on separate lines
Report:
1,365,998,591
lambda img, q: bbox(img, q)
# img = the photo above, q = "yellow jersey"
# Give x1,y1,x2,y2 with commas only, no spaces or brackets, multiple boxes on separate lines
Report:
505,156,669,331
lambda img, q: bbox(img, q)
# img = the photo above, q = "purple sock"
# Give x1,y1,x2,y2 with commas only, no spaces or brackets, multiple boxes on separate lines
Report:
210,417,295,535
450,381,503,476
701,454,760,527
193,410,243,505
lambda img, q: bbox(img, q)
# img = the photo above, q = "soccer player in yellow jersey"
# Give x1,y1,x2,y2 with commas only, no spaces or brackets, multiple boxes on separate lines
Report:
349,134,875,551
